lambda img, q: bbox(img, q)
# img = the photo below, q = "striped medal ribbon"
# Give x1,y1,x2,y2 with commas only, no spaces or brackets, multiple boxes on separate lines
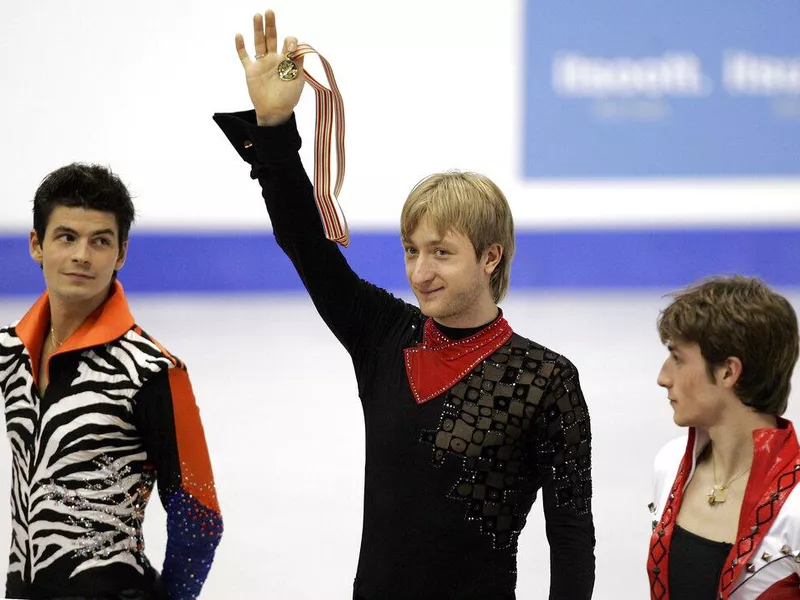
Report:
283,44,348,247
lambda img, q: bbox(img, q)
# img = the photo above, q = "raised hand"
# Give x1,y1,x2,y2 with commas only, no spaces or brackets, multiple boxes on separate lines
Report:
235,10,305,126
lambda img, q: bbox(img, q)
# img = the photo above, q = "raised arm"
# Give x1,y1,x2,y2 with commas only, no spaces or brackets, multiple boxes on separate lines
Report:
213,10,414,363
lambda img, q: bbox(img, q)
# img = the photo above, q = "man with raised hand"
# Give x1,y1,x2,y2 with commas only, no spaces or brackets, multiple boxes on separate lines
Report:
214,10,595,599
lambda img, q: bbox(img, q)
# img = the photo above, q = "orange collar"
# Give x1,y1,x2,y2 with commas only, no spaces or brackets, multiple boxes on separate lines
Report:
14,280,135,384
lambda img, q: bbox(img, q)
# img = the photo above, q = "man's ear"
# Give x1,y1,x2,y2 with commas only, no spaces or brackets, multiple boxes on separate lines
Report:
115,239,128,272
29,229,43,265
483,243,503,275
717,356,743,390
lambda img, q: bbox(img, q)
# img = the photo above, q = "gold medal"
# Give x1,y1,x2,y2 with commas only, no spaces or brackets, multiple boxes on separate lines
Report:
278,57,299,81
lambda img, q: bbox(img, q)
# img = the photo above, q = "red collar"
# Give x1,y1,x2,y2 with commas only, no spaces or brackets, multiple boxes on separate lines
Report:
403,314,513,404
648,419,800,599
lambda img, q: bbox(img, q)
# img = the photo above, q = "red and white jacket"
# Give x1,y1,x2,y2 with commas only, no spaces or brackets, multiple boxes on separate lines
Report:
648,419,800,599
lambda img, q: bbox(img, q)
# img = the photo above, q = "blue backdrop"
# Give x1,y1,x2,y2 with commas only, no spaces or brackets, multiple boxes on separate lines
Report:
524,0,800,178
1,228,799,295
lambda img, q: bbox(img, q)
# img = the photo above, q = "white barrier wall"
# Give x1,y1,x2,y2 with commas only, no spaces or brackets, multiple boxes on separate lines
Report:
0,0,798,234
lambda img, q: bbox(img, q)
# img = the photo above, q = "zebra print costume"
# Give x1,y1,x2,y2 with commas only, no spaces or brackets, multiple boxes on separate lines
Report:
1,281,222,599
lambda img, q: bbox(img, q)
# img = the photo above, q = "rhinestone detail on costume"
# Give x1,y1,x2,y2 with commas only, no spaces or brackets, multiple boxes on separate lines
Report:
419,335,592,550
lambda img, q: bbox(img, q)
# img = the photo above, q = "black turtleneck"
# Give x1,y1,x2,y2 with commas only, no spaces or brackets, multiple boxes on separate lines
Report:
434,315,499,341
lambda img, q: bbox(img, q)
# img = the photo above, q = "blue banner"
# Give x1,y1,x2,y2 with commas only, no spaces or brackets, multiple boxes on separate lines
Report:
524,0,800,178
2,228,800,295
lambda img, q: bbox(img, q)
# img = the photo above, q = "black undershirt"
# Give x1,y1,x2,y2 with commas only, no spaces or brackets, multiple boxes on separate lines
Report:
435,316,499,341
668,524,732,598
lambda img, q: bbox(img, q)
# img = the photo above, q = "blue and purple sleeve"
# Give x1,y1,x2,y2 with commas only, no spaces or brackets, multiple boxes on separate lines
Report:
136,362,223,599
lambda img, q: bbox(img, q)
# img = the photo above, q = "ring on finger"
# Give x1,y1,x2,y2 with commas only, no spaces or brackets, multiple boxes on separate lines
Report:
254,52,268,59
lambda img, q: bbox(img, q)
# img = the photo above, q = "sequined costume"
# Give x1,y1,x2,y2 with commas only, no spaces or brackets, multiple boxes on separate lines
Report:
213,110,596,599
0,281,223,599
648,418,800,598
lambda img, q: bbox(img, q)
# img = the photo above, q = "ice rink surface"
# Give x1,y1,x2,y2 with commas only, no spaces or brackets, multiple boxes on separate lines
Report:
1,288,798,599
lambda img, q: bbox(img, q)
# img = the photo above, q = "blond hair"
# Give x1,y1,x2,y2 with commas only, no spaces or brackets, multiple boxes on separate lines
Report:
400,171,515,303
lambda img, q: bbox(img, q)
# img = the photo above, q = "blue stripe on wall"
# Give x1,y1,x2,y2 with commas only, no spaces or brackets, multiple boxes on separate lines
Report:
1,228,798,295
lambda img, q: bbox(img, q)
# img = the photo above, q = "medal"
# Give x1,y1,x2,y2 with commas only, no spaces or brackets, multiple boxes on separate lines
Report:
278,57,299,81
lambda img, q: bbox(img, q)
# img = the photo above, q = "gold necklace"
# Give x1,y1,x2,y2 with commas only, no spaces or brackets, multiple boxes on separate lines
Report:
50,327,63,349
707,456,751,506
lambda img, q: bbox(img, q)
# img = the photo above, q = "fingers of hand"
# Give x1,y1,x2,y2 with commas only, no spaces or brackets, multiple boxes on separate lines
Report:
241,10,298,70
281,36,298,56
265,10,278,54
253,13,266,55
235,34,251,65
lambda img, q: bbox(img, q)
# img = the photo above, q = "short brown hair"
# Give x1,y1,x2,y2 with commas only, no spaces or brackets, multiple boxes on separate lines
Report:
400,171,515,303
657,275,799,416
